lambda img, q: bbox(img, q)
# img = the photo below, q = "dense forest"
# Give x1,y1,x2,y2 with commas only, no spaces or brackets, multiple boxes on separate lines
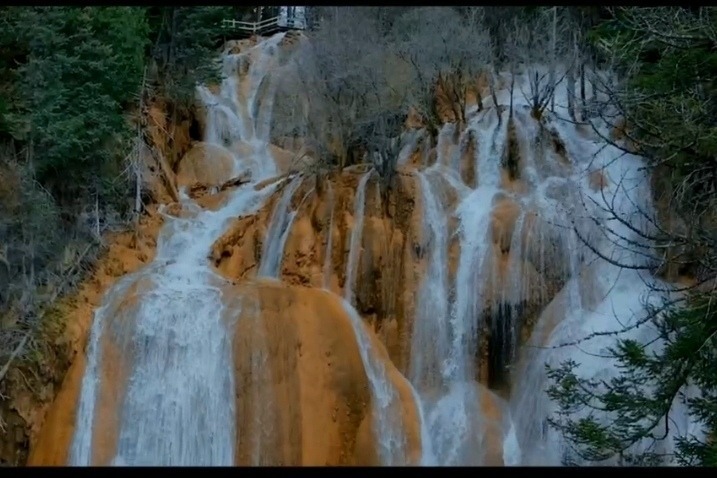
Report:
0,6,715,465
0,5,256,376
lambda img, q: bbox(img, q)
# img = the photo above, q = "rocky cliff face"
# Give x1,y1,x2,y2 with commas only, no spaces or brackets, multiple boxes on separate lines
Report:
210,165,425,373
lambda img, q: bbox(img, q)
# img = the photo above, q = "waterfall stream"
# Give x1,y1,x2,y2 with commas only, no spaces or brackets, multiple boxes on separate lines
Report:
70,34,287,466
344,170,373,305
257,175,303,278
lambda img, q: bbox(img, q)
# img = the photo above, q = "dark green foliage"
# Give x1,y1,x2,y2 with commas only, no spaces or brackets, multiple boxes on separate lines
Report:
547,294,717,465
0,6,254,205
148,7,236,106
0,6,258,362
3,7,149,205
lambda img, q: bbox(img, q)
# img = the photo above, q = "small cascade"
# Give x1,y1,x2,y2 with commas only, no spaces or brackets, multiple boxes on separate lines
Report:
71,181,281,465
257,175,303,279
434,124,457,169
397,130,425,166
238,294,277,466
502,73,697,465
322,183,335,289
196,86,245,151
408,169,457,464
449,110,506,383
339,168,431,465
344,170,373,305
399,106,511,465
409,170,451,391
340,298,412,465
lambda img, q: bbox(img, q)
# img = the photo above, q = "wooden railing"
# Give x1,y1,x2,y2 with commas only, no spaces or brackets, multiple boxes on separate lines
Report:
222,14,306,36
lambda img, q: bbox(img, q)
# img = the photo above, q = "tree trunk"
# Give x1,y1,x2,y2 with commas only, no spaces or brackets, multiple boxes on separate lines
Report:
135,66,148,223
580,62,587,121
490,71,501,125
168,8,179,72
550,6,557,113
566,68,576,122
94,191,101,241
531,71,539,117
134,159,141,219
509,67,519,121
476,74,484,112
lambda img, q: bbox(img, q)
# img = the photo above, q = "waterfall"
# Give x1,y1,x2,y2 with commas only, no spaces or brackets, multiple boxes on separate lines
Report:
397,130,424,166
66,32,702,467
70,35,288,466
401,70,694,464
407,169,450,465
505,112,686,464
340,298,411,465
409,170,450,391
70,185,279,465
499,73,696,465
344,170,373,305
257,175,303,279
338,169,432,465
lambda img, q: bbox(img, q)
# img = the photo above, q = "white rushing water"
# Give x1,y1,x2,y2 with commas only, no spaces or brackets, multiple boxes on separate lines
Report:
72,31,431,467
257,175,303,278
70,35,289,466
404,66,699,465
344,170,374,304
340,298,412,465
404,111,507,466
340,168,431,465
505,100,692,465
410,170,451,391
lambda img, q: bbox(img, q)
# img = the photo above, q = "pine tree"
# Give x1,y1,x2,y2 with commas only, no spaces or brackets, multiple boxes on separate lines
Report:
148,6,243,106
8,7,149,205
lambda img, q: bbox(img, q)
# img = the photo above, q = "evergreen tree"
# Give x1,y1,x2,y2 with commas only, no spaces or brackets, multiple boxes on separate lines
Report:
7,7,149,205
148,6,244,106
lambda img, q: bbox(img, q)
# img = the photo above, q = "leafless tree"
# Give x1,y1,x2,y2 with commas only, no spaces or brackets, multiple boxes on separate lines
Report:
504,8,578,121
290,8,395,168
272,7,506,182
389,7,492,131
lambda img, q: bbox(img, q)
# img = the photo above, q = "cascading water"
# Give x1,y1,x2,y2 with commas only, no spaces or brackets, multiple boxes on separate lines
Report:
322,184,335,288
403,109,508,466
410,170,451,391
70,35,289,466
257,175,303,278
65,28,700,467
402,64,700,466
407,168,453,465
340,298,413,465
344,170,373,304
505,99,695,465
340,168,433,465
